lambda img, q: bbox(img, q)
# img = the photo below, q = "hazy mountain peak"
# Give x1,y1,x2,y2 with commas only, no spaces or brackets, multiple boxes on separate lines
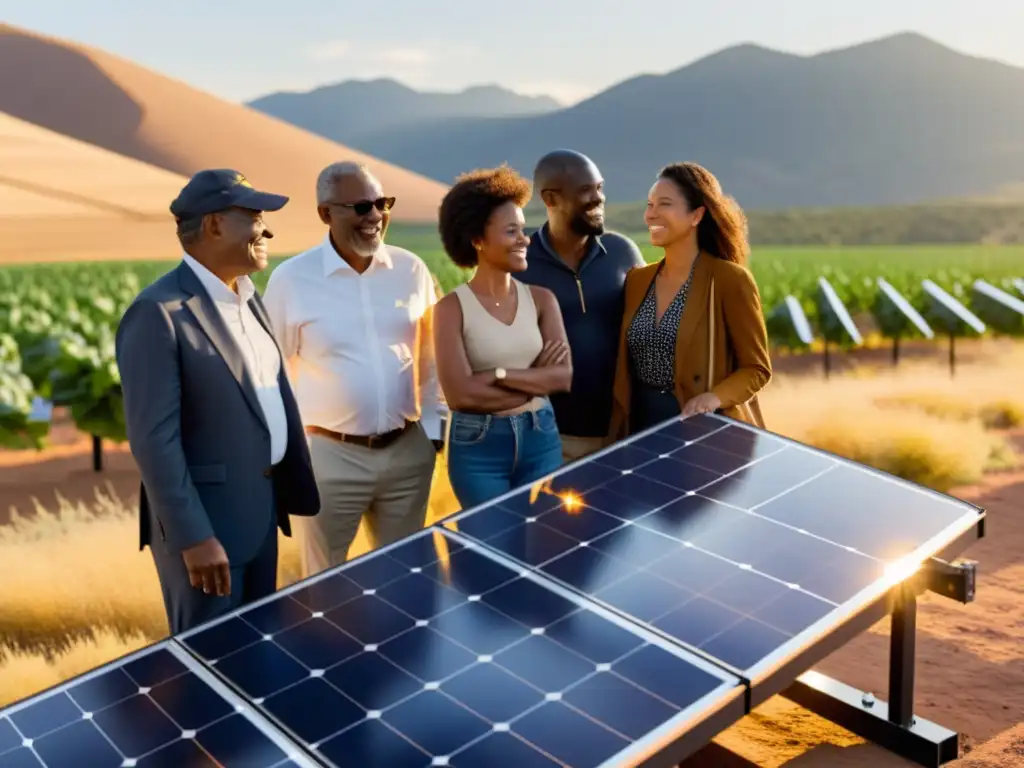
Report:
247,77,562,143
823,30,955,55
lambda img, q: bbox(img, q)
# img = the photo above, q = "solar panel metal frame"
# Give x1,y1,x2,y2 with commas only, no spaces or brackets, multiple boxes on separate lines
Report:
0,639,320,767
172,526,749,768
439,412,985,709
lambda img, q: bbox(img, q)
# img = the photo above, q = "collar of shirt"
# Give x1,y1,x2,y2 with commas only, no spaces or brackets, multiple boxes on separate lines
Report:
182,253,256,304
319,233,394,277
535,222,607,271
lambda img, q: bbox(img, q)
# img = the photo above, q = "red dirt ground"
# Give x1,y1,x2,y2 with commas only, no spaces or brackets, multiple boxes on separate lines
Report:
1,413,1020,767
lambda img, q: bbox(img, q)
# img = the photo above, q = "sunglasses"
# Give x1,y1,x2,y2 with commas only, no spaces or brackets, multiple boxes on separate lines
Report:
332,197,396,216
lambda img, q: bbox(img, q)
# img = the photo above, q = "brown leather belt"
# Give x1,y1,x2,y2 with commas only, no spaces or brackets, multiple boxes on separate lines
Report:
306,421,412,450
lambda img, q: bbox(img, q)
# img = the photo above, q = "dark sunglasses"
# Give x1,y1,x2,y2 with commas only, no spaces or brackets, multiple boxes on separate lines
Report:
334,196,396,216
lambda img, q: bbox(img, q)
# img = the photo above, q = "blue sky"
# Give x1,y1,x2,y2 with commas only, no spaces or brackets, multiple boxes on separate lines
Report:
2,0,1021,105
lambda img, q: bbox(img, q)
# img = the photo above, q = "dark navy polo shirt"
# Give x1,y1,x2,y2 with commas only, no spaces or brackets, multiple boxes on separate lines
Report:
518,223,646,437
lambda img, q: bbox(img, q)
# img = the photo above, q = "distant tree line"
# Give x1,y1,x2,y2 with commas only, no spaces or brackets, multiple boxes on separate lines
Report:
595,202,1024,245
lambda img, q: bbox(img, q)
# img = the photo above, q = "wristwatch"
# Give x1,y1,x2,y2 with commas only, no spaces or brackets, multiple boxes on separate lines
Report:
495,367,507,381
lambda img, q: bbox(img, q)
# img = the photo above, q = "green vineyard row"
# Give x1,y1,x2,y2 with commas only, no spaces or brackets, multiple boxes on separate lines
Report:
0,245,1022,450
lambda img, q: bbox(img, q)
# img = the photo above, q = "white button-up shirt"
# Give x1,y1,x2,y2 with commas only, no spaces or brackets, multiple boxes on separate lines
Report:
262,235,443,441
182,254,289,464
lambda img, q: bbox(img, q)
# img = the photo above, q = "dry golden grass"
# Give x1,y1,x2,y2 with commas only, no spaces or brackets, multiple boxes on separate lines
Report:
1,346,1021,707
757,344,1024,490
0,630,150,708
875,391,1024,430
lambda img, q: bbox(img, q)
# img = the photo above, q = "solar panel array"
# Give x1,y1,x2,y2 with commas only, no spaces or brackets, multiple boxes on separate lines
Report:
177,529,743,767
445,414,982,683
0,413,984,767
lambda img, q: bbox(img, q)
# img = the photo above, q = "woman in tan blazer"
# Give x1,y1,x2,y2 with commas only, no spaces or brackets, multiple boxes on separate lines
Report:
608,162,771,439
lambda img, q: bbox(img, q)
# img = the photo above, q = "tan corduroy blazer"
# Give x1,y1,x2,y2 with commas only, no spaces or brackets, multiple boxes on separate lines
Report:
608,252,771,440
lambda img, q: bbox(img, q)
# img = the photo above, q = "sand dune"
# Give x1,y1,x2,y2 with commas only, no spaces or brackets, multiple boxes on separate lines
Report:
0,112,187,218
0,23,449,261
0,112,190,263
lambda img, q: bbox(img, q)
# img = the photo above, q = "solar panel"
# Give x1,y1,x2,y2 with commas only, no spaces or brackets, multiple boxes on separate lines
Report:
443,413,984,683
0,641,317,768
177,528,745,767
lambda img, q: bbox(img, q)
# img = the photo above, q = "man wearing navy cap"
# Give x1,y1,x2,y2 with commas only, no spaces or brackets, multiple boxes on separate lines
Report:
116,169,320,634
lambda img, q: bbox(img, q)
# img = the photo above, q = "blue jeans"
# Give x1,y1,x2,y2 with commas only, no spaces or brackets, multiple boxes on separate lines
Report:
447,404,563,511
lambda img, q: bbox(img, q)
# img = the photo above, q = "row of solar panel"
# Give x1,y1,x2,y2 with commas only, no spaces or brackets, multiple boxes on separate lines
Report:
0,414,984,767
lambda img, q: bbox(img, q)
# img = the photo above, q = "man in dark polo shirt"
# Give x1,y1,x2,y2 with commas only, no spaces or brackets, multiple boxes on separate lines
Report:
519,149,646,462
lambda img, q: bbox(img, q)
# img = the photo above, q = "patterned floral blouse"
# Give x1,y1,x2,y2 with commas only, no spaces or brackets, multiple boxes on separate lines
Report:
626,266,695,389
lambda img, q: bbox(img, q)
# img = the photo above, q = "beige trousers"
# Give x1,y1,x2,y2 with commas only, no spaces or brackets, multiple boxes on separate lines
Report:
560,434,607,464
296,425,437,578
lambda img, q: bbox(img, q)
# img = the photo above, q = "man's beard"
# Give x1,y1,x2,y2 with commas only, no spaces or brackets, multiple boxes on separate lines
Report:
570,211,605,237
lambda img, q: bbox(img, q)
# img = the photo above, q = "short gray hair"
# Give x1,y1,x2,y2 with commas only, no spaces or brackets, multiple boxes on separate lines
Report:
176,215,204,248
316,161,368,205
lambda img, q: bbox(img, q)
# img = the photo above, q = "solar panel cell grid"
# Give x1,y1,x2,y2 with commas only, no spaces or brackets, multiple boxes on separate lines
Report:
179,529,742,768
0,643,308,768
445,413,983,678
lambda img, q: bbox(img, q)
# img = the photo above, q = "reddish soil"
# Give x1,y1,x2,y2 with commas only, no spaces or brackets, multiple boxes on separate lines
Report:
0,410,138,524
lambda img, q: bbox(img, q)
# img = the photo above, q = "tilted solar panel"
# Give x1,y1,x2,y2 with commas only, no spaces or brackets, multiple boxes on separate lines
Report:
0,641,316,768
177,528,745,767
443,413,984,685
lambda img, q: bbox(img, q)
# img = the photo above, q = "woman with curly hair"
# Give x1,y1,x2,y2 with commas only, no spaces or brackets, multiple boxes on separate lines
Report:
609,162,771,438
434,165,572,510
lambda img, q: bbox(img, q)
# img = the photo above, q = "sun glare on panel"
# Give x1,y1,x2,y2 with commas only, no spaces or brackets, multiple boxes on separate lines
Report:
882,554,923,587
528,477,556,506
431,529,452,584
526,477,584,514
560,491,584,515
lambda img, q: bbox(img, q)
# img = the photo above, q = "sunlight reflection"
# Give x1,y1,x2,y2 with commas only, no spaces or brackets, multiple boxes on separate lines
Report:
526,478,585,515
882,554,922,586
560,491,584,515
528,477,556,505
432,529,452,584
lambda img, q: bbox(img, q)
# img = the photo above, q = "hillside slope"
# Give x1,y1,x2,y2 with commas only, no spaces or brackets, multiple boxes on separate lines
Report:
0,112,190,263
0,23,449,257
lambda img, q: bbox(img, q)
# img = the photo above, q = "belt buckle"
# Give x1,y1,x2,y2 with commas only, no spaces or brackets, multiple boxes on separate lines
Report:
366,433,380,449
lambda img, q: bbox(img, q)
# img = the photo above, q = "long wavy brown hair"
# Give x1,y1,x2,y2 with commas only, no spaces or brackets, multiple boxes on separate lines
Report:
658,162,750,266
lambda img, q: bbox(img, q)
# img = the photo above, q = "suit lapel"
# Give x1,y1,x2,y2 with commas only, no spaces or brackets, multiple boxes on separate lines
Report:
673,252,713,386
177,264,268,432
247,292,277,349
613,263,659,412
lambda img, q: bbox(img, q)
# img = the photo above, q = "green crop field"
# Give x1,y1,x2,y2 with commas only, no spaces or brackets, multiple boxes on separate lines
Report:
1,221,1023,451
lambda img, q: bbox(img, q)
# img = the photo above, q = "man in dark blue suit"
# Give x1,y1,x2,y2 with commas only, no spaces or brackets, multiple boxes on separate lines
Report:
116,169,320,634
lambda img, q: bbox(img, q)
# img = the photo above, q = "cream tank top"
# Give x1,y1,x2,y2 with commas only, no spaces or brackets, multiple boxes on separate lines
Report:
453,280,547,414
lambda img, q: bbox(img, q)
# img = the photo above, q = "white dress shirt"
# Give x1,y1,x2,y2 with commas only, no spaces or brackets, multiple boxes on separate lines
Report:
182,254,289,464
262,235,443,441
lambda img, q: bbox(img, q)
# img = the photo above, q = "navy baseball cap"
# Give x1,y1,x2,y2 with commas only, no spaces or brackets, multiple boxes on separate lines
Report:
170,169,289,221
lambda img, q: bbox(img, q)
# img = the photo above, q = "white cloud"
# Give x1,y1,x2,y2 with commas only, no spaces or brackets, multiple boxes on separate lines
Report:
373,46,435,66
304,40,352,62
299,40,480,91
303,40,475,67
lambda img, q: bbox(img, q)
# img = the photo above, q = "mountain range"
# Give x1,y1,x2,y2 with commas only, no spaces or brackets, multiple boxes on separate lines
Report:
249,79,560,147
246,33,1024,208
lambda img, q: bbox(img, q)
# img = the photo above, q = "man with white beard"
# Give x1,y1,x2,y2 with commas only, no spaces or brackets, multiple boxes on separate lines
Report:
263,162,443,577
